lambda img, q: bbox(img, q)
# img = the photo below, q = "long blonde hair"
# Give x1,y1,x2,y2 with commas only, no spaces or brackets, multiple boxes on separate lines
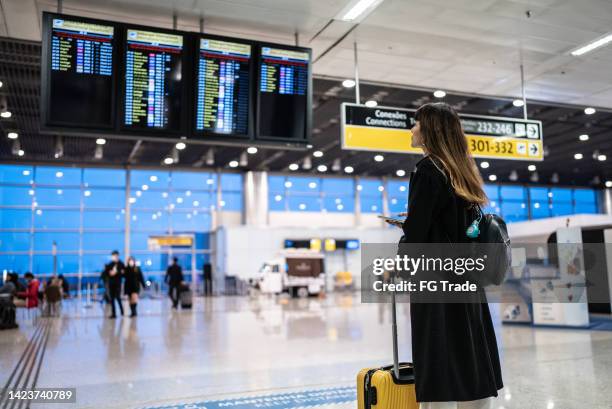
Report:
415,103,488,205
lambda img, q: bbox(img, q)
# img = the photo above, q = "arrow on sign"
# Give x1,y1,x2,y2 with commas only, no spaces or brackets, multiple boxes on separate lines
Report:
530,144,538,155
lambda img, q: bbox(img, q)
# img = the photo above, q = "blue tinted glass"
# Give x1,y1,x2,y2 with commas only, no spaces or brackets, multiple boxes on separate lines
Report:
32,254,79,275
529,187,549,201
501,201,528,222
221,173,242,191
130,170,170,189
388,180,409,197
35,167,81,185
131,189,169,209
83,188,124,208
171,171,216,190
531,203,551,219
83,210,124,229
287,195,321,211
287,176,319,192
0,186,33,206
34,232,80,251
550,188,572,202
82,232,124,251
360,179,383,196
221,192,242,211
388,196,408,214
131,211,169,232
34,209,80,229
361,195,383,213
323,195,354,212
321,178,353,195
574,202,597,214
0,165,34,184
269,176,286,192
135,252,165,273
172,212,211,232
36,187,80,207
484,184,499,201
0,209,31,229
574,189,596,203
269,192,285,211
550,203,573,217
82,253,111,274
0,254,30,273
171,191,212,210
131,233,158,251
0,232,30,252
500,186,526,200
83,168,126,187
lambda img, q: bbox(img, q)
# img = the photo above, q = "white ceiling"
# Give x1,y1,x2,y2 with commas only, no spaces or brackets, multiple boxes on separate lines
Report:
2,0,612,108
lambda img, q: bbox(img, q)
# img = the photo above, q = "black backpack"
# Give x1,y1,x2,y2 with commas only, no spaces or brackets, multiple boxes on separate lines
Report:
474,207,512,286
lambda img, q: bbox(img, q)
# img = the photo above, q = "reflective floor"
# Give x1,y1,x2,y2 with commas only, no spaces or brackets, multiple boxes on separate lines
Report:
1,294,611,409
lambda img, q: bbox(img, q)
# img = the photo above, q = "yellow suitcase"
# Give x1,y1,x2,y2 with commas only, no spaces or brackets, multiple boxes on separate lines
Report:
357,280,418,409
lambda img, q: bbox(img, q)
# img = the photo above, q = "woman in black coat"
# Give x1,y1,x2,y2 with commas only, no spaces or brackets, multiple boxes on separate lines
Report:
402,103,503,409
124,256,146,317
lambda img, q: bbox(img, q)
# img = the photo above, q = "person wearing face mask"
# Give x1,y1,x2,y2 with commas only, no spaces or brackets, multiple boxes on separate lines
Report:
124,256,146,317
102,250,125,319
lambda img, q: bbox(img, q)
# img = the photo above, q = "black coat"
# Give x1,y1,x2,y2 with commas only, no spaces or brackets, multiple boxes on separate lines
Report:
102,261,125,290
124,266,146,295
402,156,503,402
165,264,183,286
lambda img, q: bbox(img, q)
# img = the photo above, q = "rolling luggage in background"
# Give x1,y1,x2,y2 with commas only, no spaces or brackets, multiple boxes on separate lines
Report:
180,283,192,309
357,277,417,409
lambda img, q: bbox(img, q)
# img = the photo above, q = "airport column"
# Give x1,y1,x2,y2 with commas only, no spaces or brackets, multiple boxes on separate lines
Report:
243,171,269,226
602,189,612,215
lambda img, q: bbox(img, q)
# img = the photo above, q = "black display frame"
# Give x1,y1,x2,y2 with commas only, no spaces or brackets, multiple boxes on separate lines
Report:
40,11,119,131
255,41,312,144
191,32,256,142
117,23,193,137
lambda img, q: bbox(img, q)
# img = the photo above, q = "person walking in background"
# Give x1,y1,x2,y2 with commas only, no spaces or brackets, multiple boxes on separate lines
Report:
124,256,146,317
165,257,183,309
102,250,125,318
57,274,70,298
14,272,40,308
0,273,18,296
203,262,213,296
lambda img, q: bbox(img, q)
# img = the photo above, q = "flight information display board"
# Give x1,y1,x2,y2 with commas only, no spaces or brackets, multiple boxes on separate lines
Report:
45,16,116,127
123,29,184,132
257,45,311,141
195,37,252,137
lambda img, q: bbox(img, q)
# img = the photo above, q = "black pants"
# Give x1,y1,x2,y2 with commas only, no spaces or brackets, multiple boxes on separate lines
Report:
169,285,180,308
204,278,213,296
108,287,124,317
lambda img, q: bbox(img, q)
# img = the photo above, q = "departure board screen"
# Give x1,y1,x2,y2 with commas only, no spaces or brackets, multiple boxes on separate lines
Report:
258,46,310,140
195,38,251,136
47,17,115,127
123,29,183,131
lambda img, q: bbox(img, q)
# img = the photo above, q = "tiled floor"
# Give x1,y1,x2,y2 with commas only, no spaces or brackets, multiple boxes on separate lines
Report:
1,294,611,409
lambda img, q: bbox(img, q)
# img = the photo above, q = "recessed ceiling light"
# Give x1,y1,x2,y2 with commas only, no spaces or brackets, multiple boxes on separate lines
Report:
396,169,406,177
574,153,583,160
274,194,282,201
96,138,106,145
571,34,612,56
163,157,174,165
606,181,612,188
317,165,327,172
344,166,354,174
579,134,589,141
527,164,536,171
365,100,378,108
247,146,258,154
17,149,24,156
229,160,239,168
313,150,323,158
150,175,158,182
598,154,607,161
175,142,186,150
584,107,596,115
480,161,490,169
342,79,356,88
374,154,384,162
512,99,524,107
284,181,292,188
7,132,18,139
433,90,446,98
1,111,12,118
488,174,497,181
55,171,63,178
288,163,299,171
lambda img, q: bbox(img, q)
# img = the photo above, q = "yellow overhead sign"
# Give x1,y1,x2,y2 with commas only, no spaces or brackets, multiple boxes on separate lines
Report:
341,103,543,161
